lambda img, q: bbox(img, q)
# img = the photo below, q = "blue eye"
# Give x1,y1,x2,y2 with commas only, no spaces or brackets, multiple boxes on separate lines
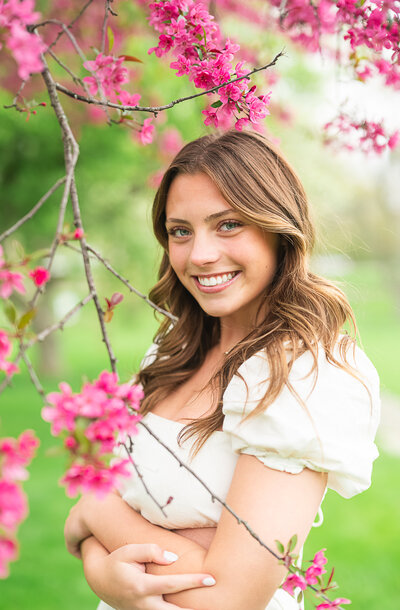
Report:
168,227,191,238
220,221,241,232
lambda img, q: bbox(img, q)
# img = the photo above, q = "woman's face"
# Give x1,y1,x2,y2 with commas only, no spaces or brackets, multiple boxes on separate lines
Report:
165,173,278,328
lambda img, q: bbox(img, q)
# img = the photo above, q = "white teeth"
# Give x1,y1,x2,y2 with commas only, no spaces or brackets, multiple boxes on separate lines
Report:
197,272,237,287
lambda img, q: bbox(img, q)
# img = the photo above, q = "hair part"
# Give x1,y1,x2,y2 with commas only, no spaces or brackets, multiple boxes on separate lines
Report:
139,129,359,454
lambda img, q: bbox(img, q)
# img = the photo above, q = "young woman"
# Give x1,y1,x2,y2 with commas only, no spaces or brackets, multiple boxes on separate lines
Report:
65,130,380,610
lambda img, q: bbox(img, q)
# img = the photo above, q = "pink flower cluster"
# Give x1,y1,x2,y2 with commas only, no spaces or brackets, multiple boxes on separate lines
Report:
268,0,400,91
269,0,337,52
0,330,18,378
148,0,271,130
282,548,328,596
82,54,152,144
83,53,129,97
0,430,39,578
324,113,400,154
42,371,143,498
0,0,47,80
0,245,25,300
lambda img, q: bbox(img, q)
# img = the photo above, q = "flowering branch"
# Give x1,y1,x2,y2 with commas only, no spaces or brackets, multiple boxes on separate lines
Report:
54,50,285,117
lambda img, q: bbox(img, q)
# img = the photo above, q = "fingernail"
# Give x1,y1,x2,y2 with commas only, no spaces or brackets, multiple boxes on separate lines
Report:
202,577,216,586
163,551,179,562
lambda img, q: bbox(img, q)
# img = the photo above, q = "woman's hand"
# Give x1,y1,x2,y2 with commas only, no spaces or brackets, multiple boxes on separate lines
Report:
64,494,93,558
82,538,216,610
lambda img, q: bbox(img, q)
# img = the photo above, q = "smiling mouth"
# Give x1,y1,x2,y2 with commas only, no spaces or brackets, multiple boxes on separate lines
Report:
194,271,240,287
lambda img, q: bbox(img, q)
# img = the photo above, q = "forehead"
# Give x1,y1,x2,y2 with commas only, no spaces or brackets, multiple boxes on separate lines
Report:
165,173,234,220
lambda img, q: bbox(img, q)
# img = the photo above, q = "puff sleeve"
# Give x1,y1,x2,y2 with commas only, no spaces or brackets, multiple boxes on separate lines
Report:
222,343,380,499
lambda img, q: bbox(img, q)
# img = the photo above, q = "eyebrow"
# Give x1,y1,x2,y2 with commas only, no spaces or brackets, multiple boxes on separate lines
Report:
165,209,239,225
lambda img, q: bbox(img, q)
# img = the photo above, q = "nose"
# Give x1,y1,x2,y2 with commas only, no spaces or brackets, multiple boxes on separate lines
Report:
189,230,220,268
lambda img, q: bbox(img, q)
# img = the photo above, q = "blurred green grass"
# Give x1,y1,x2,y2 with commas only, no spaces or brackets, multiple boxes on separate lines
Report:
1,260,399,609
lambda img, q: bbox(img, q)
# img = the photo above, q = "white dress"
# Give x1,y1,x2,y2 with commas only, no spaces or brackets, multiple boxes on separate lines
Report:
97,342,380,610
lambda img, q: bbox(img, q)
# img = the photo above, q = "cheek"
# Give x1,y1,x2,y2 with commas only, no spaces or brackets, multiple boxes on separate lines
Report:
168,244,187,276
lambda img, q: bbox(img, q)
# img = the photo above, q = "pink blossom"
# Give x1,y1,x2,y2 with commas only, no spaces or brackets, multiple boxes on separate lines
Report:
118,90,141,106
316,598,351,609
0,430,39,481
0,330,19,378
281,572,307,597
6,22,46,80
61,460,131,498
43,371,142,496
138,118,154,145
160,128,183,156
0,480,27,531
0,535,18,579
235,117,250,131
29,266,50,286
202,107,218,127
73,228,84,239
83,54,128,96
170,54,192,76
388,131,400,150
0,269,26,299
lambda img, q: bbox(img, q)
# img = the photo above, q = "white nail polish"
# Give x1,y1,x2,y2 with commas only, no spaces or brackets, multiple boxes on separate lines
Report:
163,550,179,562
202,577,216,586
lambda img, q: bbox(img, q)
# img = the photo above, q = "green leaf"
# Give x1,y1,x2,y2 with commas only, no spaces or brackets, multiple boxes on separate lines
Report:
107,26,114,53
4,301,17,325
12,239,25,261
17,308,37,330
296,590,304,604
275,540,285,554
211,100,223,108
287,534,298,553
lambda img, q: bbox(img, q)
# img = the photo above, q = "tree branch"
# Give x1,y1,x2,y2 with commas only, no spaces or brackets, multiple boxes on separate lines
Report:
39,53,117,373
0,177,66,243
84,243,178,323
101,0,113,54
55,50,286,116
20,350,46,400
46,0,96,53
120,440,169,517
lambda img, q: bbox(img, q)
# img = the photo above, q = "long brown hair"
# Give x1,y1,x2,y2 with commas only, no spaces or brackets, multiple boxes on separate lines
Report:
139,129,357,452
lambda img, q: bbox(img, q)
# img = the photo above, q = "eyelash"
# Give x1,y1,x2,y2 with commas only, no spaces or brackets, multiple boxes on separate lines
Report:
167,220,242,238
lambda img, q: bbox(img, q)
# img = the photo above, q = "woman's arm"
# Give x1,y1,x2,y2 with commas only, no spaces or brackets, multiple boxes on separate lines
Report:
66,455,327,610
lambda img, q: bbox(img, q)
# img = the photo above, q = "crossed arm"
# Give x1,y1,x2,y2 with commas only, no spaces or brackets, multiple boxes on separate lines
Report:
67,454,328,610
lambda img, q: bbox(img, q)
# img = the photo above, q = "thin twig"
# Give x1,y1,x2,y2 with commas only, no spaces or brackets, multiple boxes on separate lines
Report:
55,50,285,116
70,179,118,372
20,350,46,399
137,421,332,601
137,421,280,559
46,0,95,53
101,0,113,54
47,48,87,90
120,440,168,517
0,293,95,397
25,293,95,349
85,244,178,322
27,51,79,311
0,177,66,243
32,19,88,63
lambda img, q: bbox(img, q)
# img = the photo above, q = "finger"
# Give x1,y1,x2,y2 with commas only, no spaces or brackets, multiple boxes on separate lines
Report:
144,572,216,596
114,543,179,566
